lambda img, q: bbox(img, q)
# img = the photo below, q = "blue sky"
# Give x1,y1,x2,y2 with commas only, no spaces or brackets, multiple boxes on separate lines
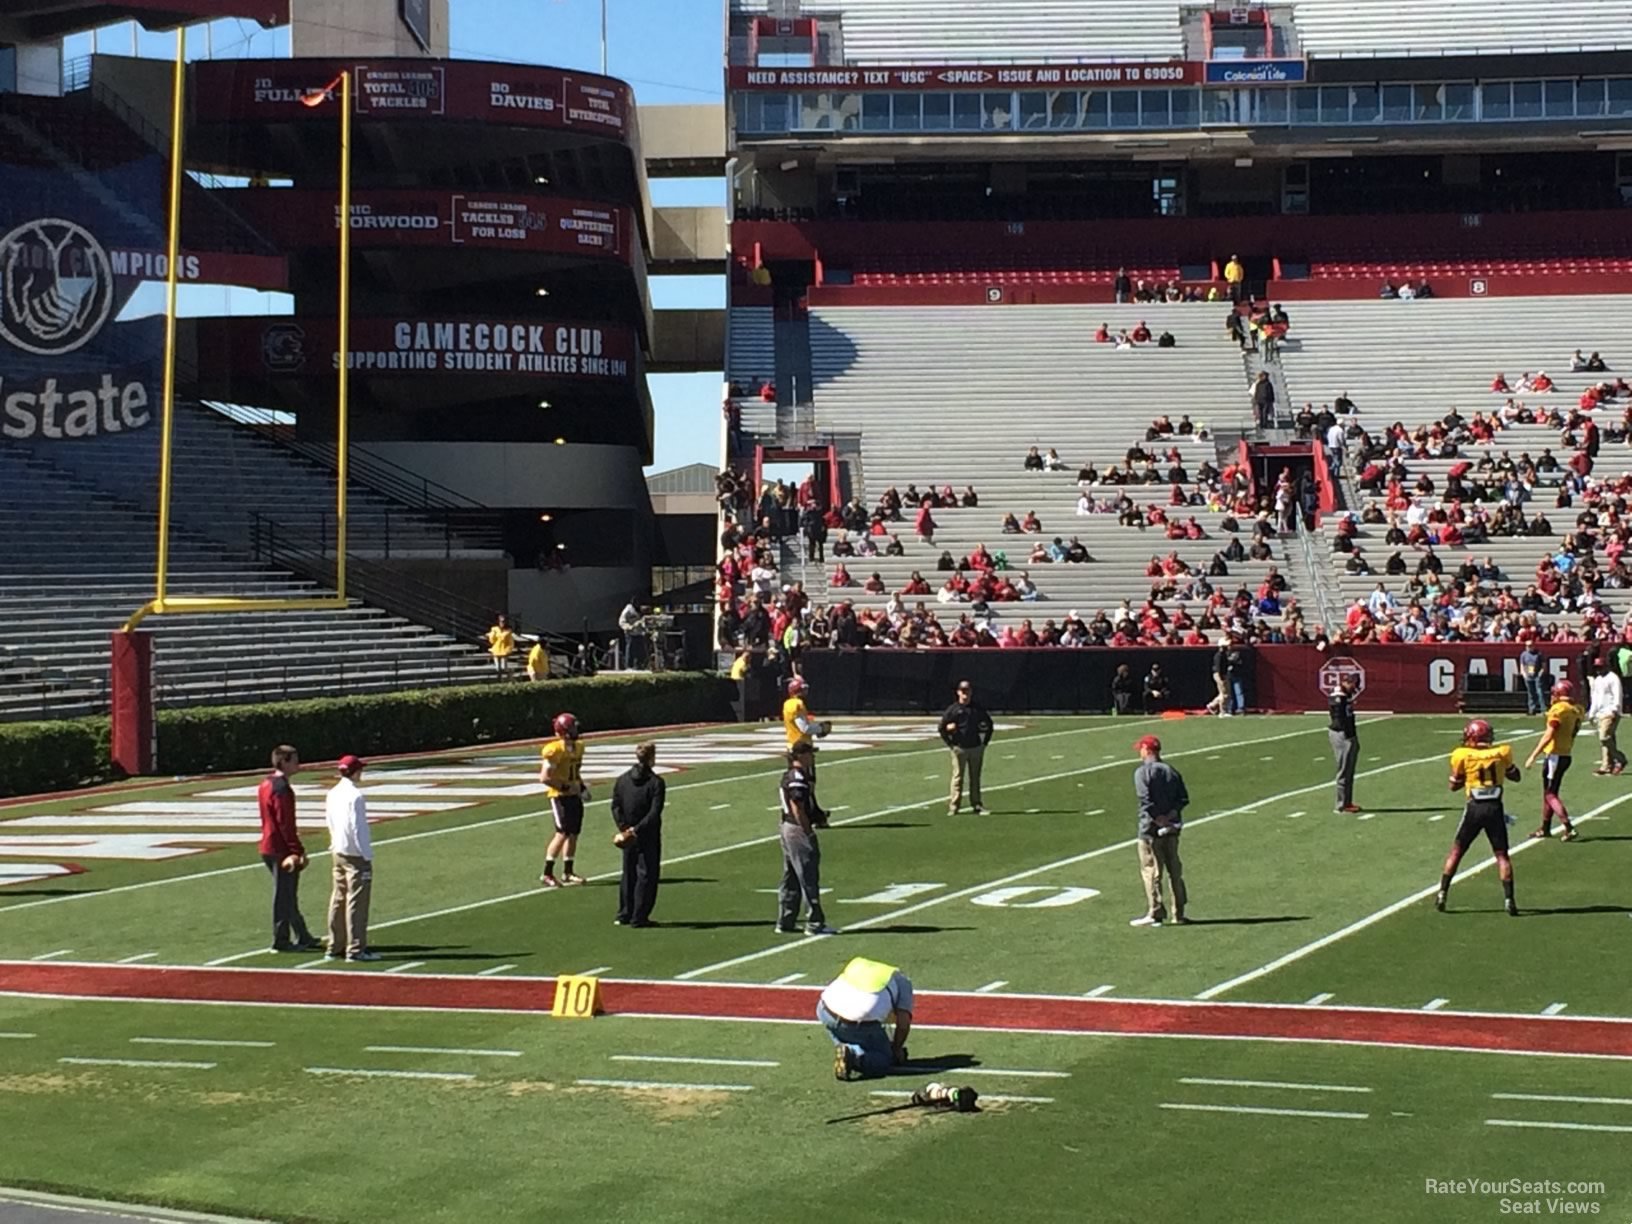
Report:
66,0,728,473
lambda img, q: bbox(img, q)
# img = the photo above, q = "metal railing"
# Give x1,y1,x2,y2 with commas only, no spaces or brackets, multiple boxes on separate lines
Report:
151,655,494,709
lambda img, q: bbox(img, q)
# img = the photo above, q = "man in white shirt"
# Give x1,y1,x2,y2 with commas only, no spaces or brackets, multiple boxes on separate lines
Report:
1366,584,1397,622
324,755,376,962
1586,662,1628,776
820,956,914,1080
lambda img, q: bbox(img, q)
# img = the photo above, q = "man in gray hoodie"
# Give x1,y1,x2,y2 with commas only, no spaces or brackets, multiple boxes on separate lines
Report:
1131,735,1190,928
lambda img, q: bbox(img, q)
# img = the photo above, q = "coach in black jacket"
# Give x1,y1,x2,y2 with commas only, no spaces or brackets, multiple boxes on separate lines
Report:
611,742,666,927
940,680,995,815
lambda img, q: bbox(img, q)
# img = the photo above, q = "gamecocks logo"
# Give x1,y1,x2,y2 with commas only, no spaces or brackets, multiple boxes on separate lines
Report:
261,323,307,372
0,218,115,356
1318,656,1366,696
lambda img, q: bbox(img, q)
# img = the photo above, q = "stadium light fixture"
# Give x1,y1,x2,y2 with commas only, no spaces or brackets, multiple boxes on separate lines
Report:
554,437,567,445
533,174,550,184
537,398,551,408
535,287,551,297
539,513,554,522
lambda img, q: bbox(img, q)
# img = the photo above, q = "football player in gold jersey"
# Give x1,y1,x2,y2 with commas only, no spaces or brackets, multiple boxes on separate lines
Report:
1439,719,1522,917
1522,679,1582,841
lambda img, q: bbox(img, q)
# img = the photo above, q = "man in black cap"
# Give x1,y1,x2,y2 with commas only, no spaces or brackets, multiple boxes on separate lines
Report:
1328,674,1362,813
939,679,994,815
776,741,832,936
611,742,665,927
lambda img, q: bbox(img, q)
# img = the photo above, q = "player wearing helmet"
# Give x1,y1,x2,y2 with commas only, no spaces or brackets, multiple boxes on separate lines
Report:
1522,680,1582,841
1440,719,1523,916
782,676,833,828
538,712,590,886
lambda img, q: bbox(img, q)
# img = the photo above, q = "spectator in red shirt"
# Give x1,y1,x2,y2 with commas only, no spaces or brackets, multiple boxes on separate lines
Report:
901,571,931,596
1491,373,1511,393
864,572,886,594
1131,320,1152,344
758,378,776,403
914,500,937,543
1095,323,1111,343
258,744,319,953
829,562,855,588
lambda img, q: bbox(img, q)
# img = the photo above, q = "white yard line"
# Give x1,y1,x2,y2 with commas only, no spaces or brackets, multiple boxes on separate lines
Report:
575,1077,753,1092
1195,792,1632,1001
306,1066,475,1081
116,952,158,964
1485,1119,1632,1134
610,1055,780,1068
365,1045,521,1058
1304,993,1335,1006
674,729,1423,982
1179,1076,1371,1094
0,1032,36,1039
1422,998,1450,1011
975,980,1008,993
580,965,613,976
1083,985,1117,998
29,949,72,961
1160,1102,1367,1121
203,949,275,967
770,973,806,985
709,803,731,811
1285,811,1305,820
1541,1003,1569,1016
383,961,426,974
952,1068,1072,1079
477,964,518,976
130,1036,274,1049
1491,1092,1632,1106
869,1090,1055,1104
60,1056,215,1070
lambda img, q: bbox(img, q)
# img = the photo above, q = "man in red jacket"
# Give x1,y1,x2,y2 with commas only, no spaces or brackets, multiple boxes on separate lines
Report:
259,744,320,953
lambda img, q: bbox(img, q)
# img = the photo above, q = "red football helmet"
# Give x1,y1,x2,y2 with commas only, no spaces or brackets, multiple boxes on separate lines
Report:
1551,679,1577,702
553,712,580,739
1463,719,1493,746
787,676,808,696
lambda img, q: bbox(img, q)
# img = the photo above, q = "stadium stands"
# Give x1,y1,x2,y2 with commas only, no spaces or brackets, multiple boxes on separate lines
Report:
0,445,496,720
727,306,779,441
730,0,1184,63
1288,0,1632,58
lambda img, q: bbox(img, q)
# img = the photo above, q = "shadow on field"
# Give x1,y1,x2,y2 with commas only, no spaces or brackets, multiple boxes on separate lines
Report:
0,888,96,898
369,943,530,960
658,877,717,885
890,1053,980,1075
837,822,930,831
1521,903,1632,916
860,924,977,935
645,919,783,930
1356,808,1447,815
1177,915,1310,926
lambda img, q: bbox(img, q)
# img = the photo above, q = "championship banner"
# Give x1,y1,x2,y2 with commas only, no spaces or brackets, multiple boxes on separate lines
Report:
193,60,632,139
227,190,629,262
201,316,637,384
0,155,166,441
727,62,1200,91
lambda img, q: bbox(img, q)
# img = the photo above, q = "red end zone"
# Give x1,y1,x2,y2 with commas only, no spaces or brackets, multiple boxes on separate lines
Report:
3,962,1630,1059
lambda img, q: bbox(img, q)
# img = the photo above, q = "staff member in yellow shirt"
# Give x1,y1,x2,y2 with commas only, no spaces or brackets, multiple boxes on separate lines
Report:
820,956,913,1080
487,615,515,678
783,677,831,827
1224,253,1245,304
539,712,589,887
1439,719,1522,917
525,638,547,682
1524,679,1582,842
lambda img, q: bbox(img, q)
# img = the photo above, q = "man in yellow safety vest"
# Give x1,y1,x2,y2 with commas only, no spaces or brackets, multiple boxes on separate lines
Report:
819,956,913,1080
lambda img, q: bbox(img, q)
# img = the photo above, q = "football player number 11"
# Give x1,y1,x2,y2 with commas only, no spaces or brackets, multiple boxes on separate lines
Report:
552,974,602,1019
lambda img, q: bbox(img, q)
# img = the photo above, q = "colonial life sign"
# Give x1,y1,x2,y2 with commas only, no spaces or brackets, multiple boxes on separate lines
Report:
727,62,1201,91
193,59,632,138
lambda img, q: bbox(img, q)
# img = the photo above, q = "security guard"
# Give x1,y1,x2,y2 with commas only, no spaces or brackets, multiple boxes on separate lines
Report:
819,956,914,1081
1328,674,1361,813
611,742,665,927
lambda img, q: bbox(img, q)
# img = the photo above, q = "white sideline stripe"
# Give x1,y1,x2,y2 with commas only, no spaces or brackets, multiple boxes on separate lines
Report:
580,965,613,976
117,952,159,963
1285,811,1305,820
1486,1118,1632,1134
1541,1003,1569,1016
1179,1076,1372,1094
1084,985,1116,998
1304,993,1335,1006
130,1036,274,1049
770,973,806,985
610,1055,780,1068
366,1045,522,1058
60,1056,215,1070
0,1032,37,1039
955,1068,1072,1079
1086,808,1105,816
1195,792,1632,1001
1492,1092,1632,1106
709,803,731,810
576,1077,753,1093
1428,815,1446,822
673,724,1415,982
384,961,426,974
870,1090,1055,1104
203,949,274,967
30,949,72,960
477,964,518,976
306,1066,475,1081
975,980,1008,993
1,720,1156,921
1423,998,1450,1011
1160,1102,1367,1121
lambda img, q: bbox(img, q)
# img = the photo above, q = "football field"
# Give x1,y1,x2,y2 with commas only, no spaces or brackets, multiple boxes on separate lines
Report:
1,713,1630,1223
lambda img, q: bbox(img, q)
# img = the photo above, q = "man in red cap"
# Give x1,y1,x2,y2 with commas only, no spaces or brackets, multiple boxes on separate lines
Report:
1131,736,1190,927
324,754,375,962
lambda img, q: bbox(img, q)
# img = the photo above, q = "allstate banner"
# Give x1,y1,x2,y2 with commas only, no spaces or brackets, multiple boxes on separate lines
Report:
0,153,166,441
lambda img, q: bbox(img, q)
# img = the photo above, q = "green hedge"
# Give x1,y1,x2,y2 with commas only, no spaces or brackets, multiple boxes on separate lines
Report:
0,673,733,799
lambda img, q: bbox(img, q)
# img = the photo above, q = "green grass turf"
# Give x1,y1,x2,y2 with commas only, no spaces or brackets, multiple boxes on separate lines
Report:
0,998,1629,1224
3,714,1632,1221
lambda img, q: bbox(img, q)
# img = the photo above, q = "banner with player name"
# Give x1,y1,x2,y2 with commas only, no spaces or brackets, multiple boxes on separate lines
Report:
728,62,1201,91
192,59,631,139
227,190,630,262
199,316,637,383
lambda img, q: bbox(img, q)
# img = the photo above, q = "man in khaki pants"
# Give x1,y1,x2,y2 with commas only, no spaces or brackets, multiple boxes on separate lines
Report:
938,680,994,815
1130,735,1190,928
1587,661,1628,776
323,754,376,962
